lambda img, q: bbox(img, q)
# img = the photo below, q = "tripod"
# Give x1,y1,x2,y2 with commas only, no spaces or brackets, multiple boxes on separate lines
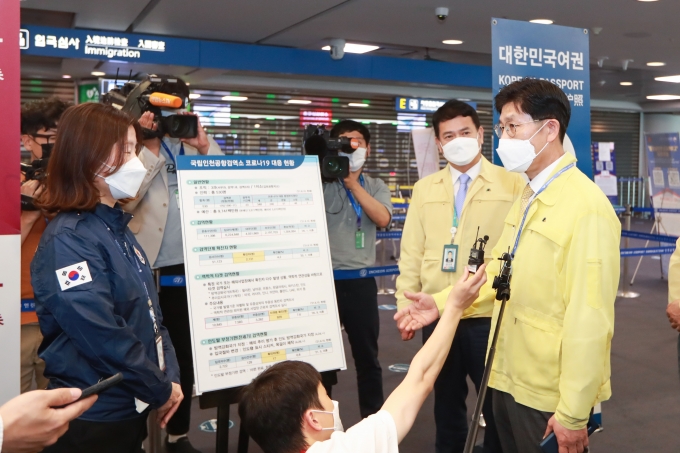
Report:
463,252,513,453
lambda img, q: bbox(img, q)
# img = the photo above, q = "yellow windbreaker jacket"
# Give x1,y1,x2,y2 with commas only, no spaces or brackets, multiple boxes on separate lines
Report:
433,153,620,429
396,157,524,318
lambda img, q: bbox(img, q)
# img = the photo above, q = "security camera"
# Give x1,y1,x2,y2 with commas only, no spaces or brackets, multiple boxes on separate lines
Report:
435,7,449,21
329,38,345,60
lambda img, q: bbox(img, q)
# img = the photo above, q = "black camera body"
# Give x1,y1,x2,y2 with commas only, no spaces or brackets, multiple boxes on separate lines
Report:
20,144,53,211
102,75,197,139
303,125,359,181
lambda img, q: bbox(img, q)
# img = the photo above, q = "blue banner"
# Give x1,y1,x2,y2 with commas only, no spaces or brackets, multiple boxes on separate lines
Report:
620,246,676,257
491,18,592,179
19,25,490,89
620,230,678,244
175,155,309,171
377,231,403,239
333,265,400,281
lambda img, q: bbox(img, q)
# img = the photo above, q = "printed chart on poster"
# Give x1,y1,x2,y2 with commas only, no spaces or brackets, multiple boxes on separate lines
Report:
177,155,346,394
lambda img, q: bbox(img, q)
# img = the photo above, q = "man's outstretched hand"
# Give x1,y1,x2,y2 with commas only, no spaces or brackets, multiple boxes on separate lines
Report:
394,264,487,341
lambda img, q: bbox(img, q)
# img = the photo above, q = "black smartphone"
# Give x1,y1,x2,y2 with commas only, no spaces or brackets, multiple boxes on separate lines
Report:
56,373,124,408
540,415,599,453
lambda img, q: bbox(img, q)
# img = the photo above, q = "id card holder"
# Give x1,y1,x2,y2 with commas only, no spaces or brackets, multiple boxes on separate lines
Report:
441,244,458,272
156,335,166,371
175,189,180,210
355,230,365,249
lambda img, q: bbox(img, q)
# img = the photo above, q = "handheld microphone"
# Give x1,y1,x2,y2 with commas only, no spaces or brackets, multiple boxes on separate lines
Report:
467,227,489,274
148,92,183,108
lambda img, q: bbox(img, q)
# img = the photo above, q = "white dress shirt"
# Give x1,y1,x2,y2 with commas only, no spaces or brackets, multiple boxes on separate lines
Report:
307,410,398,453
528,153,567,193
448,158,482,197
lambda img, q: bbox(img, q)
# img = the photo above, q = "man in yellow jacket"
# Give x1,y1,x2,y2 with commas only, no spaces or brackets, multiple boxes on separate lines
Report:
395,100,524,453
396,79,620,453
666,238,680,376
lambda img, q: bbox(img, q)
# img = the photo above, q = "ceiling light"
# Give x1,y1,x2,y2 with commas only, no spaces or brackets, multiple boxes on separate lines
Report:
189,93,201,99
442,40,463,45
646,95,680,100
348,103,369,107
91,71,105,76
254,124,260,128
221,96,248,101
321,43,379,54
620,82,633,86
655,75,680,83
287,99,311,104
647,62,666,66
530,19,554,25
61,74,72,79
637,0,659,2
185,83,191,86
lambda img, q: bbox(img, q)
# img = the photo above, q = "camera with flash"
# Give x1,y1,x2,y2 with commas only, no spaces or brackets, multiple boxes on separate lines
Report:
102,74,198,139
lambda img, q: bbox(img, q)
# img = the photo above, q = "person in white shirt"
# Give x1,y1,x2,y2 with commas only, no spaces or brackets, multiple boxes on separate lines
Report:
0,388,96,453
238,264,488,453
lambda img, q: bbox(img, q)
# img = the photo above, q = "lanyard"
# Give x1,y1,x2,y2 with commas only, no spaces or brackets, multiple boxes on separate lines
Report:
341,174,365,230
160,141,185,166
94,215,160,336
511,163,575,256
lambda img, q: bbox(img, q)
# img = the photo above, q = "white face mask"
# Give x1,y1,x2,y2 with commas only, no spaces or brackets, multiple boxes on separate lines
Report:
339,147,367,172
441,135,480,166
312,400,344,432
496,121,550,173
97,156,147,199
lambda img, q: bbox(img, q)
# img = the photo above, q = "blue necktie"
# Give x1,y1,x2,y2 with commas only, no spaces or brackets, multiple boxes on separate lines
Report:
455,174,471,218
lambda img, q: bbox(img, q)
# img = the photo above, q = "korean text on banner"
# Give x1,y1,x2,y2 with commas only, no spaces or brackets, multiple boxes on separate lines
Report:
491,18,592,178
176,155,346,394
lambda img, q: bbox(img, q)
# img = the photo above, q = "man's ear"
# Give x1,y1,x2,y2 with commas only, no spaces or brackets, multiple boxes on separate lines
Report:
546,120,560,143
435,137,444,156
21,135,33,150
365,143,371,158
303,409,323,433
477,126,484,147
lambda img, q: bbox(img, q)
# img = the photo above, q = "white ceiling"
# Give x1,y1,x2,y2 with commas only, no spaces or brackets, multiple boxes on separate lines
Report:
19,0,680,107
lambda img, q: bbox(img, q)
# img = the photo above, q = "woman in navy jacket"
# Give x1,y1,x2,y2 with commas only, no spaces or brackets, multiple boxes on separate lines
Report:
31,103,183,453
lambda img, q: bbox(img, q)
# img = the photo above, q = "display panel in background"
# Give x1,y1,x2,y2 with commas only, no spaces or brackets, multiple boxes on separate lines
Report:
176,155,346,393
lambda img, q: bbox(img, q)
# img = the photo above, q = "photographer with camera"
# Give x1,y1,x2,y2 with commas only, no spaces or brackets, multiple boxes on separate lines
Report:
313,120,392,419
19,97,70,393
118,77,222,453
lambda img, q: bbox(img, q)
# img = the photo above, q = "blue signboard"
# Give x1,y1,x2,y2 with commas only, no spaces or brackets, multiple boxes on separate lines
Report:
19,25,490,90
491,18,592,178
20,25,200,66
395,97,477,113
645,133,680,198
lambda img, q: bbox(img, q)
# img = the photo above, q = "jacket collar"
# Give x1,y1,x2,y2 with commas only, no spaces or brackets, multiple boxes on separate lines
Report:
93,203,133,236
534,152,578,207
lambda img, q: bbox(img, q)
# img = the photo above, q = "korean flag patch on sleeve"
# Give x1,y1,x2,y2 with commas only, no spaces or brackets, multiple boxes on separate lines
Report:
55,261,93,291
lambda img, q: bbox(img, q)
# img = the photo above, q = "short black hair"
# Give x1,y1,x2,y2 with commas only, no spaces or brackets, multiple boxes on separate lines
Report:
330,120,371,144
494,78,570,143
432,100,480,139
21,97,71,136
239,361,324,453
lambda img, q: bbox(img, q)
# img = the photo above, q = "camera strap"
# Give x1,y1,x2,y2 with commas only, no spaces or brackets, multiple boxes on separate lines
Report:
341,174,365,231
160,140,185,166
511,163,575,256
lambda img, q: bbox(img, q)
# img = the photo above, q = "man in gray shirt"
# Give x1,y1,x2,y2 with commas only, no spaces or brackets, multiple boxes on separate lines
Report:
321,120,393,418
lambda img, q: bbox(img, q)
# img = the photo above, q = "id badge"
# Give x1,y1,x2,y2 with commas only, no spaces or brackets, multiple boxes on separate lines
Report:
156,335,166,371
441,244,458,272
355,230,365,249
175,189,180,210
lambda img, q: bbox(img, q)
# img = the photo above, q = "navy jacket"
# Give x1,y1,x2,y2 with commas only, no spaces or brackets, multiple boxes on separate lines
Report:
31,203,180,421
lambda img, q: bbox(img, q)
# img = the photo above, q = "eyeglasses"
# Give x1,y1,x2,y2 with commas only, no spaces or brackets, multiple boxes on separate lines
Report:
30,134,57,144
493,119,541,138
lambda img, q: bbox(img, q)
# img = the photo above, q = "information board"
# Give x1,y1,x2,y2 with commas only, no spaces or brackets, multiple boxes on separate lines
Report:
491,18,592,178
176,155,346,394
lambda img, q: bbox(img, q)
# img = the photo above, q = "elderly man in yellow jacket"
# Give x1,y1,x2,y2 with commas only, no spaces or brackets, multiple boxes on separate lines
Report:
666,238,680,376
395,100,523,453
396,79,620,453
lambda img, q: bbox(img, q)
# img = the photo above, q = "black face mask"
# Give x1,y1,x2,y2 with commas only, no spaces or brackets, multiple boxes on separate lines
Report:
40,143,54,159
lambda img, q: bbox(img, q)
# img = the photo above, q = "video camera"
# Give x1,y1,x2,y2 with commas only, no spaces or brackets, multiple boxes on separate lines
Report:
101,74,198,139
20,143,53,210
303,124,360,181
